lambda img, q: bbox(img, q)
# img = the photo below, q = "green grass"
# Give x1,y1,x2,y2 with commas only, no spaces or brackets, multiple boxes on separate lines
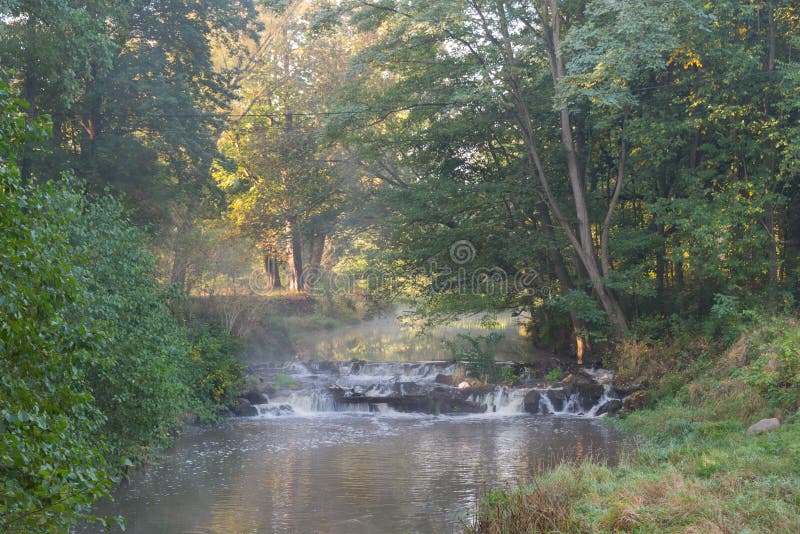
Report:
469,317,800,533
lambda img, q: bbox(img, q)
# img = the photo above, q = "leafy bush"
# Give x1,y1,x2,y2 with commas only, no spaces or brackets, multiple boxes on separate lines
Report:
69,194,194,458
0,79,244,531
186,329,245,422
498,365,519,383
445,333,503,383
705,293,745,342
744,318,800,410
0,81,113,532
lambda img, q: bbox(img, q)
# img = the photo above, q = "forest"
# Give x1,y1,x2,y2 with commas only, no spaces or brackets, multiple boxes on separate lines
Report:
1,0,800,532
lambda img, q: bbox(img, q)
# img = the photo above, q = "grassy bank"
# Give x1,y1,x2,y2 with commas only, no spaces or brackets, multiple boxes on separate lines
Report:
470,316,800,533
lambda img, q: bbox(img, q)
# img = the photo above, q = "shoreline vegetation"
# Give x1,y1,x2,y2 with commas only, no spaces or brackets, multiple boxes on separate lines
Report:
469,316,800,533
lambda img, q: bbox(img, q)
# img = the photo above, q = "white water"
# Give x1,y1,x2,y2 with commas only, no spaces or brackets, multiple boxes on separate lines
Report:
251,360,621,418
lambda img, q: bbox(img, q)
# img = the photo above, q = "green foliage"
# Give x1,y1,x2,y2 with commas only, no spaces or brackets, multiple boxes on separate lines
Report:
186,329,245,422
445,333,503,384
0,78,113,533
705,293,744,342
68,193,194,458
744,318,800,410
545,368,563,382
0,78,244,531
498,366,519,383
554,291,609,338
327,0,800,344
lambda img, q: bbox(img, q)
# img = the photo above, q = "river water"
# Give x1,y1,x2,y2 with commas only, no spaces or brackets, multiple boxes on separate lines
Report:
83,313,624,533
88,414,621,533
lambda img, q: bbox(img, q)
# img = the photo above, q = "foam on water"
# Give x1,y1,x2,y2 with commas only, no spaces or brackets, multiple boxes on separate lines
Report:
247,361,621,419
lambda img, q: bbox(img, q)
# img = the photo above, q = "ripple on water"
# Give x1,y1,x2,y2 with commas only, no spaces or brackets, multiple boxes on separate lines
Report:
82,414,623,534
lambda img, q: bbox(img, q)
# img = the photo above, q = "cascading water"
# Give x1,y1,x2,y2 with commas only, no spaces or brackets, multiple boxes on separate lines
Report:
246,360,623,418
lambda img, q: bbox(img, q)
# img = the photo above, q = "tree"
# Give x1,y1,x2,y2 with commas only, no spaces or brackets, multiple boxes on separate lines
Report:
327,0,799,358
0,0,258,291
218,1,353,291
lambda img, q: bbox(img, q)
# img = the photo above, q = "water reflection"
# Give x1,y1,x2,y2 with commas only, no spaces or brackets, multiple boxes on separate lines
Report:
85,415,622,533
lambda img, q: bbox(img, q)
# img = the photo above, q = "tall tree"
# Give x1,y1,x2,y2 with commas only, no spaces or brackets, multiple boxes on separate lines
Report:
218,1,353,291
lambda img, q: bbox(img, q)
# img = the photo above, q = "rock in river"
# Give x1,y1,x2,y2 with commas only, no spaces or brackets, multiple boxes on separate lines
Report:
596,399,623,416
231,398,258,417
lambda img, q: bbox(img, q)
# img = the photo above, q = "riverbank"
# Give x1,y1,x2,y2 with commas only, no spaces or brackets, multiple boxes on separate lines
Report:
469,316,800,532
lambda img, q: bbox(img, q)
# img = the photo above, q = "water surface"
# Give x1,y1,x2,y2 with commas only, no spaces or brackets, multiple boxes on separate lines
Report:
87,414,621,533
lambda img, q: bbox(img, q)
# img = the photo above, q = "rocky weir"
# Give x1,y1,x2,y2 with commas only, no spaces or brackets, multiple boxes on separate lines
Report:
232,361,627,418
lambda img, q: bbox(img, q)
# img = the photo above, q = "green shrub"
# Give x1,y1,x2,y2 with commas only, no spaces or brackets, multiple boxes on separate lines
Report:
545,367,563,382
0,79,243,531
498,365,519,383
186,329,245,422
0,81,114,532
744,318,800,410
445,333,503,383
69,194,194,458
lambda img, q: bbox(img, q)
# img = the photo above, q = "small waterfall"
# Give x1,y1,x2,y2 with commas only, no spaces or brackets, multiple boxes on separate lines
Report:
260,390,378,416
538,394,556,415
471,386,527,415
340,361,459,382
243,360,622,418
586,385,617,417
495,389,527,415
534,384,621,416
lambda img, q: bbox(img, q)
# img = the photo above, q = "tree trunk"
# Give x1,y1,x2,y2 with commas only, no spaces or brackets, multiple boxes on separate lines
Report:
286,219,303,291
541,0,629,334
302,233,326,290
540,208,591,364
489,0,629,334
309,234,326,271
262,253,282,290
471,0,628,334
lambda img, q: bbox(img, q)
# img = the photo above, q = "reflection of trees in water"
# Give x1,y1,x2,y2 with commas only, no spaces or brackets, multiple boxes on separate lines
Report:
89,418,622,533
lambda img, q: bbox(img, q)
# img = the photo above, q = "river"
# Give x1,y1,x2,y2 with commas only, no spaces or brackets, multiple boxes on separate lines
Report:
82,312,624,533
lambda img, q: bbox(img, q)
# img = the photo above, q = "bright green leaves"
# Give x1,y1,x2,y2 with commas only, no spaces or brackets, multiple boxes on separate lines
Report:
0,80,112,533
